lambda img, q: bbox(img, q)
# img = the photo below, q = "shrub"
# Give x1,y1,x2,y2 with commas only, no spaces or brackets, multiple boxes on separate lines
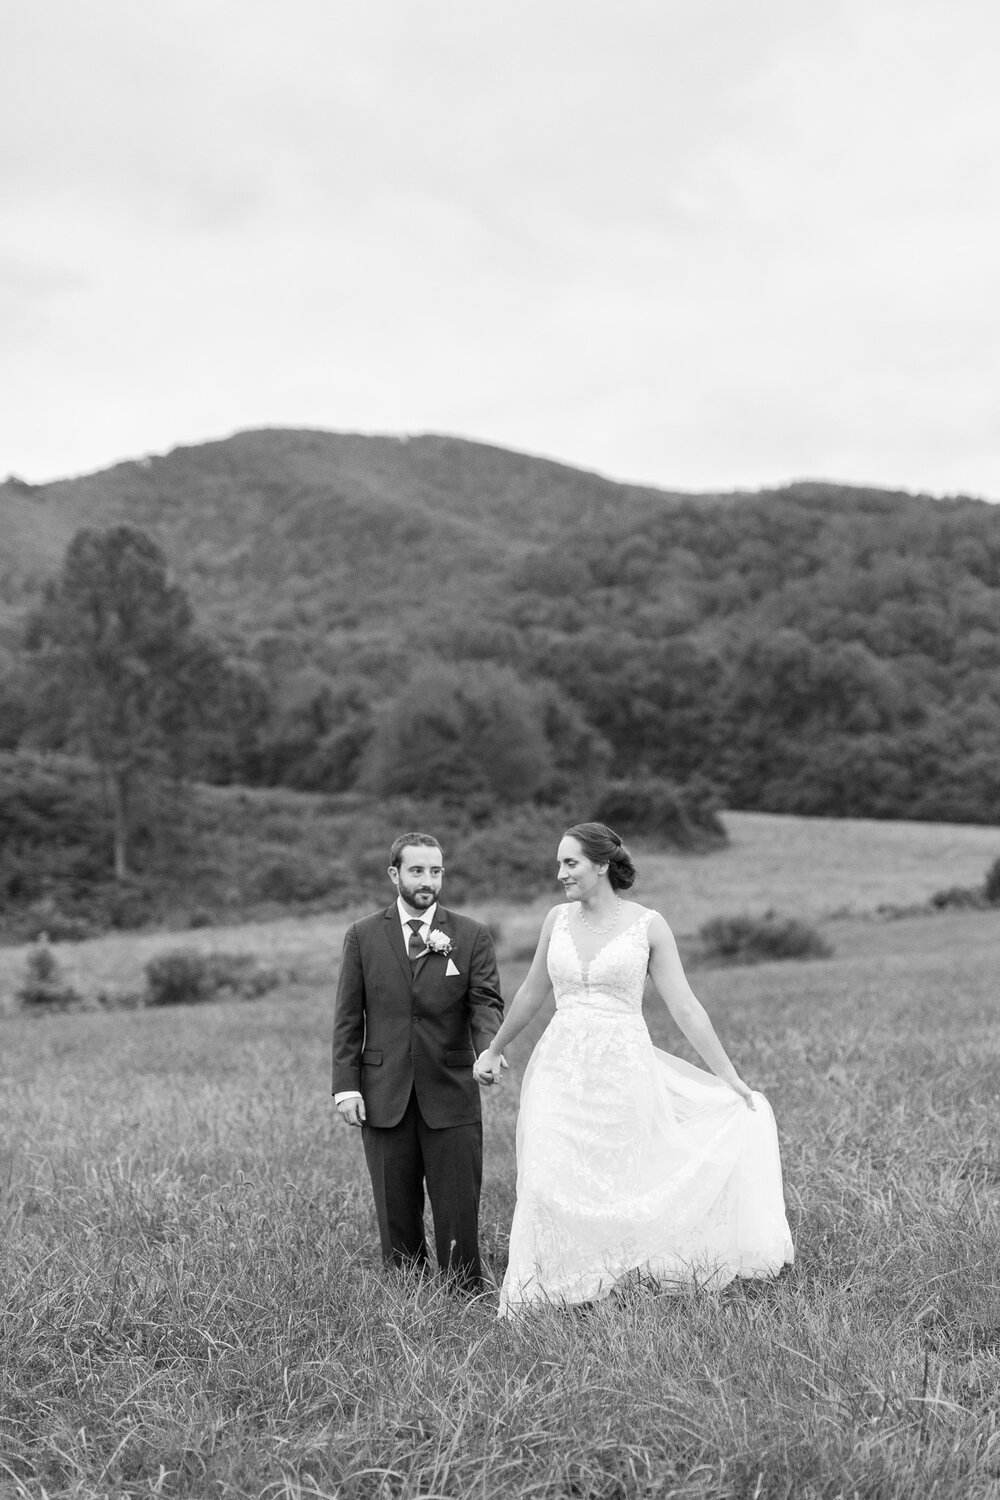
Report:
930,884,987,911
219,956,281,1000
254,857,345,904
362,663,553,803
17,937,82,1011
145,949,215,1005
984,856,1000,906
339,797,576,907
594,776,727,851
448,817,558,902
144,949,281,1006
698,913,832,965
23,899,95,942
0,755,107,851
94,988,146,1010
107,881,156,930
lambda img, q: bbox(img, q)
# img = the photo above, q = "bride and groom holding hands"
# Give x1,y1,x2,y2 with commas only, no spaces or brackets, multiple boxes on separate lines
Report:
332,827,793,1316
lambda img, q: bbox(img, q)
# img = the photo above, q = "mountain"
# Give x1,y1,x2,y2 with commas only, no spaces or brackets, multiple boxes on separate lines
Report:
3,428,1000,823
0,430,692,652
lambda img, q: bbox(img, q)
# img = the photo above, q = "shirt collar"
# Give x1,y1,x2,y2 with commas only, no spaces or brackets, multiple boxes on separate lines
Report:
397,897,436,934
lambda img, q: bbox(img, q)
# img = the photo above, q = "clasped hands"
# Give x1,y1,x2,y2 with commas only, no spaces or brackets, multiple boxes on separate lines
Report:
338,1052,508,1126
473,1049,508,1088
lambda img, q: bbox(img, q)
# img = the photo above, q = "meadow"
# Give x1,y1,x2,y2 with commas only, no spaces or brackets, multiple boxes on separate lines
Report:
1,812,999,1498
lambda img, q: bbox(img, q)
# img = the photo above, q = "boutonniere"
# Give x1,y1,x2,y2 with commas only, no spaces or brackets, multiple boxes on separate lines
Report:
426,929,454,956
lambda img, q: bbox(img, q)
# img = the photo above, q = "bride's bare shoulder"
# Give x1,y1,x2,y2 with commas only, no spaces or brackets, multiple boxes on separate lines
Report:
620,900,663,924
631,905,676,942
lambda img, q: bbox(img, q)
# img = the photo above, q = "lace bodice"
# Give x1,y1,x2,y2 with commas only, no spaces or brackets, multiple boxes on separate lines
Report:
547,904,653,1016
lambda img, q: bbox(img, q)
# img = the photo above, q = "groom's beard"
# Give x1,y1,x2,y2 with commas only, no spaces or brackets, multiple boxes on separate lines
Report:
397,881,439,910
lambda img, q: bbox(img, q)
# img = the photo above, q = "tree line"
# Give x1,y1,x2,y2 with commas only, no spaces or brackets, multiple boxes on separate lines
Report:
3,476,1000,886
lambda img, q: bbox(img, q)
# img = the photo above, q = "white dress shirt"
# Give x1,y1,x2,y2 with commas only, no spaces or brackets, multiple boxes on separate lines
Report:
397,896,437,952
333,899,438,1105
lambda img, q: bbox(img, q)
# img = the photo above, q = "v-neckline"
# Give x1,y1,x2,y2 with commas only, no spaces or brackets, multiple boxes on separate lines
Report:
563,904,647,979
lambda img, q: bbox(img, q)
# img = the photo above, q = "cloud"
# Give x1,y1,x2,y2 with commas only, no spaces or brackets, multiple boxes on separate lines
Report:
1,0,997,496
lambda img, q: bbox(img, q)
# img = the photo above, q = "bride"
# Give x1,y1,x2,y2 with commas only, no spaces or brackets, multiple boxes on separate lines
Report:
473,822,794,1317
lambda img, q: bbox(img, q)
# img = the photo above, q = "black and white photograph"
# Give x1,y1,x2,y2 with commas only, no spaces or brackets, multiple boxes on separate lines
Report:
2,2,999,1496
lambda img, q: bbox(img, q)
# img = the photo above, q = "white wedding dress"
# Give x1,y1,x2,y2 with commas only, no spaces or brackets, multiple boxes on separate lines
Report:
498,905,794,1317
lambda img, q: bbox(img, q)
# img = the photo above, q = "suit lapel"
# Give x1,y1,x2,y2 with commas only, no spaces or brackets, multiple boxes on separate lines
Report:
383,906,412,984
432,907,453,941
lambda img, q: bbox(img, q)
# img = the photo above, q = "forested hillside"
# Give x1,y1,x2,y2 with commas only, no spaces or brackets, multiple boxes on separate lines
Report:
502,483,1000,821
2,429,999,823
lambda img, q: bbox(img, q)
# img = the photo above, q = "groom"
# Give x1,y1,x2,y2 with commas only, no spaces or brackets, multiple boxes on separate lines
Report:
332,832,504,1290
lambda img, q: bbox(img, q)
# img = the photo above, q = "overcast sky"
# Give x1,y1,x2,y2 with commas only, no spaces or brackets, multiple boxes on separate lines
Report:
2,0,998,497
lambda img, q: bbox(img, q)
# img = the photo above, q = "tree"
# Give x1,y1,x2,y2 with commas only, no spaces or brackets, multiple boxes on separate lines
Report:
0,653,29,749
362,662,552,804
25,526,232,879
252,668,375,791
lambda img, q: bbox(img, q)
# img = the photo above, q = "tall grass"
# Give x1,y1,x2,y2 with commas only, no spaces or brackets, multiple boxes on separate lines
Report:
2,915,999,1497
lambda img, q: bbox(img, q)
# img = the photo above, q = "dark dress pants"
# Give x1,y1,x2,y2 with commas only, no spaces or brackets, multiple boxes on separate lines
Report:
362,1088,484,1290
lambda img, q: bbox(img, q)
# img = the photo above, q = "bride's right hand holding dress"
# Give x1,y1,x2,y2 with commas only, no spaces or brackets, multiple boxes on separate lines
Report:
645,911,757,1109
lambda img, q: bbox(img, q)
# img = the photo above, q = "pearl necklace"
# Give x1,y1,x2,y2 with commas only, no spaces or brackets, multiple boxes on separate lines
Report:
577,895,622,934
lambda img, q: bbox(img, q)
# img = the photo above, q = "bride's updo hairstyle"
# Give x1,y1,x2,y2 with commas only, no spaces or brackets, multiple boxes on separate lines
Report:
564,822,637,892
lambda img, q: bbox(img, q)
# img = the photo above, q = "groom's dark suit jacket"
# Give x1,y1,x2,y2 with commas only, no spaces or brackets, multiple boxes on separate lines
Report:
332,905,504,1129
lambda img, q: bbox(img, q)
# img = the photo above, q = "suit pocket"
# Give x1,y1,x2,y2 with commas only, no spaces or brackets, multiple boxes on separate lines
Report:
362,1049,383,1066
445,1050,476,1068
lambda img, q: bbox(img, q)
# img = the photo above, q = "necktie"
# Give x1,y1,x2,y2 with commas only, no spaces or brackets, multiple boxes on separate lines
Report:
407,919,424,965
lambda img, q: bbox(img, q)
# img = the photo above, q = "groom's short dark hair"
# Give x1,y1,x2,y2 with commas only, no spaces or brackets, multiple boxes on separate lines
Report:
389,832,444,869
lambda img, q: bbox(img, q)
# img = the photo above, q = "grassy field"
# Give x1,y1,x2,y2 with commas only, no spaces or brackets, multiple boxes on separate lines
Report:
1,814,999,1497
1,808,997,1012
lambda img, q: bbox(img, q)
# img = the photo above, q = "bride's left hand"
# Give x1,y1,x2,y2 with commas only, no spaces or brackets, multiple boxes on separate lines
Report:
730,1077,757,1110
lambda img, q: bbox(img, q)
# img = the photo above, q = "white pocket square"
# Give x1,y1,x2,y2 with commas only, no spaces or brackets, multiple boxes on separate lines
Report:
445,958,461,977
